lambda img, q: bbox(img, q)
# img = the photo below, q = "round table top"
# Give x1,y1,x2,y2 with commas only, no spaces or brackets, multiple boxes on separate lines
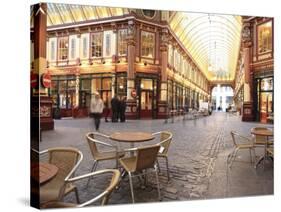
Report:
110,132,155,143
251,128,274,136
31,162,58,184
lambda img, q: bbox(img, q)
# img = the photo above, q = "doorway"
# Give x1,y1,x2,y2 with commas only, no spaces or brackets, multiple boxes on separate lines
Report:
137,78,158,119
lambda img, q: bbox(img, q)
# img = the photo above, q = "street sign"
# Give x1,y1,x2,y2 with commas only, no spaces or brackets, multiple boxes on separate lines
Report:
31,72,38,88
41,73,51,88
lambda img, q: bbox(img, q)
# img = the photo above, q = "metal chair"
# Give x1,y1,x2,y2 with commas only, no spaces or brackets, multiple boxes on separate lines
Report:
119,145,161,203
86,132,124,186
41,169,121,208
227,131,256,168
39,147,83,205
152,131,173,181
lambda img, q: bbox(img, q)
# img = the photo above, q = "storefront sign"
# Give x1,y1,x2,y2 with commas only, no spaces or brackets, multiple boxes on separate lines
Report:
41,73,51,88
131,89,137,98
31,72,38,88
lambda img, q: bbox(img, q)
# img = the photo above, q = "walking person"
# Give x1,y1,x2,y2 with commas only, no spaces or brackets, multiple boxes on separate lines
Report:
90,92,104,131
120,96,127,122
111,94,119,122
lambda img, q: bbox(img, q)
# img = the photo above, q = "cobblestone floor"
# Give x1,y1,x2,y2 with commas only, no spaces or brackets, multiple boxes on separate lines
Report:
39,112,273,206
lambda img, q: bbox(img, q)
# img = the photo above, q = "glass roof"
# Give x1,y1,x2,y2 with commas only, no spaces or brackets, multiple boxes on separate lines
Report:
44,3,130,26
30,3,242,82
169,12,242,81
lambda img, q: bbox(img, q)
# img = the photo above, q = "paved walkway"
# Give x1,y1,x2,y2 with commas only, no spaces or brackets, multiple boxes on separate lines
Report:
39,112,273,205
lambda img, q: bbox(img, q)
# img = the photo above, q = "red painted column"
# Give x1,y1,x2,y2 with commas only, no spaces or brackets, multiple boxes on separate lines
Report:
32,3,54,130
158,29,169,119
241,22,254,121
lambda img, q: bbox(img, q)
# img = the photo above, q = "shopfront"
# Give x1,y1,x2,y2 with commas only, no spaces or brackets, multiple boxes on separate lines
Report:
254,73,273,123
51,73,114,118
136,74,158,119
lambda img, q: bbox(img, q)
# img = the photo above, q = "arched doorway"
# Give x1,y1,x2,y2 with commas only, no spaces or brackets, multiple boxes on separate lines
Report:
211,85,234,112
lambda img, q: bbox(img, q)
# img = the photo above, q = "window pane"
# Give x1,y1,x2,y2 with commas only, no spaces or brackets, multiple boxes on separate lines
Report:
58,37,68,60
91,32,102,57
118,29,127,56
258,21,272,54
141,31,155,58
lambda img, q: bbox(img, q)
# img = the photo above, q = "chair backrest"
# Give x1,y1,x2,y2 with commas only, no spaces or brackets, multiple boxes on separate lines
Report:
159,131,173,155
135,145,160,171
41,169,121,208
86,133,99,159
41,147,83,200
48,147,82,181
252,127,268,144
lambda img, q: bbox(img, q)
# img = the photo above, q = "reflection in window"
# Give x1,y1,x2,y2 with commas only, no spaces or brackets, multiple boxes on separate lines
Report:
91,32,102,57
58,37,68,60
141,31,155,58
118,29,127,56
261,78,273,91
258,21,272,54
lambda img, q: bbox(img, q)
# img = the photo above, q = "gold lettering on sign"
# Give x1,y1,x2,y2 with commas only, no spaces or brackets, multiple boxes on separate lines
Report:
40,105,51,117
258,53,271,60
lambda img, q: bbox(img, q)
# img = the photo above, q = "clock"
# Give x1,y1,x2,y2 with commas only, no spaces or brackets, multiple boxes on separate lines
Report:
142,9,156,19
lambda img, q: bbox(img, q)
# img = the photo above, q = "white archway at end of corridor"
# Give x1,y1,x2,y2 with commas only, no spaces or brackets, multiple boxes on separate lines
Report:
211,84,234,112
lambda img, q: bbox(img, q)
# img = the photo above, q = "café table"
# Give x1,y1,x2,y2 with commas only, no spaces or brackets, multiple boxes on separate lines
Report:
110,131,155,150
31,162,58,185
251,127,274,168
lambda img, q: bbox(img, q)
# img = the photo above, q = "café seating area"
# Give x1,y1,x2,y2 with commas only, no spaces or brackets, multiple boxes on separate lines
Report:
32,130,174,207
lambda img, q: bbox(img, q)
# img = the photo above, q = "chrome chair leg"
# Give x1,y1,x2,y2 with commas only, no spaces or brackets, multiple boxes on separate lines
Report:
229,148,238,168
154,165,161,201
128,172,135,203
74,187,80,204
165,157,170,181
86,161,98,187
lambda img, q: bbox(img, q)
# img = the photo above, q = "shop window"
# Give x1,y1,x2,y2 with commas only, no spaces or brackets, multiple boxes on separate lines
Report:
117,76,127,96
141,31,155,58
118,29,127,56
91,32,102,58
258,21,272,54
261,78,273,91
92,78,102,93
58,37,68,61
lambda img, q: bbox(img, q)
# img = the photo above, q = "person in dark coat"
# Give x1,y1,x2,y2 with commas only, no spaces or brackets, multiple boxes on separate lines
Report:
104,97,110,122
119,96,127,122
111,94,119,122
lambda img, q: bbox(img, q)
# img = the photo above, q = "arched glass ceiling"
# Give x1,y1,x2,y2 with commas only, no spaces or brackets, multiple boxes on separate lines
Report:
31,3,130,27
169,12,242,81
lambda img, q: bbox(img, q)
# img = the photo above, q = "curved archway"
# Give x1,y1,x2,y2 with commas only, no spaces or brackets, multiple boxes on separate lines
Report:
211,85,234,112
